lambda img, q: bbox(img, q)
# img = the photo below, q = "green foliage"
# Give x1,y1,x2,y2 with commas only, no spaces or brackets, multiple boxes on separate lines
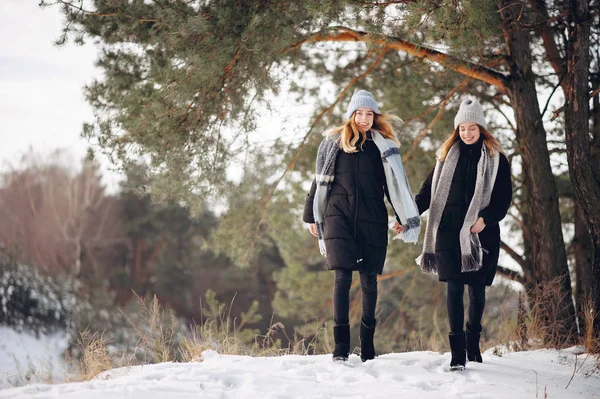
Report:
404,0,503,58
51,0,497,205
49,0,350,205
112,162,285,340
201,289,225,320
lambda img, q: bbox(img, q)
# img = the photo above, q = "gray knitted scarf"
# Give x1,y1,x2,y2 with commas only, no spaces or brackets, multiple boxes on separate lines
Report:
313,131,421,256
416,141,499,274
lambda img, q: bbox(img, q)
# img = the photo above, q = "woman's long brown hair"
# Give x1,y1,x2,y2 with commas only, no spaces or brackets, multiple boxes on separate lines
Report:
327,112,402,153
437,125,504,160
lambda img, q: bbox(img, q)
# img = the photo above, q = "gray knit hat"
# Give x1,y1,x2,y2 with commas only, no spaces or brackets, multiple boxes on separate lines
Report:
454,98,487,129
346,90,381,120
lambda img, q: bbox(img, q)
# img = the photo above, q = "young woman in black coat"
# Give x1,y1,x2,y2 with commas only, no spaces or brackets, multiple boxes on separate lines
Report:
402,98,512,370
303,90,420,362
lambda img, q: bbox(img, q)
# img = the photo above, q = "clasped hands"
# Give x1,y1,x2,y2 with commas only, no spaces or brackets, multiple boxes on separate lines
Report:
393,217,486,234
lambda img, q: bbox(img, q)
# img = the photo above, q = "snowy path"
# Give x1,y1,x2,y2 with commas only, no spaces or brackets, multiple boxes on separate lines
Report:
1,348,598,398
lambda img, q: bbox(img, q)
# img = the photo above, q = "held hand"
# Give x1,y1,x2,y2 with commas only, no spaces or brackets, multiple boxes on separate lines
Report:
470,217,486,233
308,223,318,237
394,221,404,234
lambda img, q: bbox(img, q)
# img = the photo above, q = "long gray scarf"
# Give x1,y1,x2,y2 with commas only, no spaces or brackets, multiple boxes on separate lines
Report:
313,131,421,256
416,141,499,274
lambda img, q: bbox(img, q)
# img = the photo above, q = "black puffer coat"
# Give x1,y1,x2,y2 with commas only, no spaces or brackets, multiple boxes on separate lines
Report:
415,139,512,286
303,133,393,275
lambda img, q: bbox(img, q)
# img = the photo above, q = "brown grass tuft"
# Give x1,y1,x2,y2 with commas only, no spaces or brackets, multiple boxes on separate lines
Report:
527,277,577,347
65,330,115,382
583,297,600,355
121,293,179,364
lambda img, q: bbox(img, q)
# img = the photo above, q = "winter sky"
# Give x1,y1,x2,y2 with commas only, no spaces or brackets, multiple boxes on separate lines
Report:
0,0,316,192
0,0,103,172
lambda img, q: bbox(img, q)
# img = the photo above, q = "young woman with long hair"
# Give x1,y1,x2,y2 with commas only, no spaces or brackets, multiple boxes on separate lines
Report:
405,98,512,370
303,90,420,362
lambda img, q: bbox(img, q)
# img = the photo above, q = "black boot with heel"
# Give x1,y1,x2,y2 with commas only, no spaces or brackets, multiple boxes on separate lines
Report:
466,323,483,363
359,318,376,362
332,324,350,361
449,332,466,371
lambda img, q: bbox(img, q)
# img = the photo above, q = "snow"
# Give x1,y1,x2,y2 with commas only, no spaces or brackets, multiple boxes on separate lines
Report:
0,346,598,398
0,327,68,389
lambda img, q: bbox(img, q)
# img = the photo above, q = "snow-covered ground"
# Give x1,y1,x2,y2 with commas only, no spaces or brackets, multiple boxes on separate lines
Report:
0,327,68,389
0,345,598,398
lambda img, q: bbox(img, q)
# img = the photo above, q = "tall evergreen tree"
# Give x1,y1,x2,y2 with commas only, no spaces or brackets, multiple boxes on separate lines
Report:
563,0,600,339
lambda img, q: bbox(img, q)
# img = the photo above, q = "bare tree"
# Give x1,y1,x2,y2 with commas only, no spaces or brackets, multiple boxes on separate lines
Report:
0,150,125,277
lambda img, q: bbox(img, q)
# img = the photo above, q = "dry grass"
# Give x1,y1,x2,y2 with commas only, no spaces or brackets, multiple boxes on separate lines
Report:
5,354,56,387
527,277,577,348
252,321,325,357
495,291,533,353
11,297,323,386
583,298,600,355
65,330,122,382
490,280,600,360
180,316,326,362
121,293,179,364
178,289,328,361
63,293,178,383
65,283,596,374
489,289,525,355
179,319,246,361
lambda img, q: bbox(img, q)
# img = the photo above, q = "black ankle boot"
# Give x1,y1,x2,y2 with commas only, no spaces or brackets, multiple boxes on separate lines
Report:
360,318,376,362
449,332,466,370
332,324,350,361
466,323,483,363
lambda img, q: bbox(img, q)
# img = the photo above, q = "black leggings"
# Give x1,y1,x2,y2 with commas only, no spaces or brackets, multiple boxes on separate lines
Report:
333,269,377,326
447,280,486,334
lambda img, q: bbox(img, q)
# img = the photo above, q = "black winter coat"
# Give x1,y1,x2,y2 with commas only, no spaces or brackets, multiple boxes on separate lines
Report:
415,139,512,286
303,133,393,275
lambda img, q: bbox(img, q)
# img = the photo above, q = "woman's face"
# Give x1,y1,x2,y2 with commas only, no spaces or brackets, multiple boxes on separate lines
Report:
354,107,374,132
459,122,481,145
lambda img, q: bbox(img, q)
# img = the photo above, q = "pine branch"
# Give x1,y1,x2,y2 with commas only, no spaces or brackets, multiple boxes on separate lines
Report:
52,0,124,18
541,73,566,118
500,240,527,271
488,97,516,132
290,26,509,92
497,264,525,285
218,47,242,120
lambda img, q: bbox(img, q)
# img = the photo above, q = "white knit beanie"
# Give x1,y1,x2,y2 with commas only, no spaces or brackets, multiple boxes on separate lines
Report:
454,98,487,129
346,90,381,120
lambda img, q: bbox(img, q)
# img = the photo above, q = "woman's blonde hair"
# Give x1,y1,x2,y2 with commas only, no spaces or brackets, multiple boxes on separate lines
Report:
437,125,504,161
327,112,402,153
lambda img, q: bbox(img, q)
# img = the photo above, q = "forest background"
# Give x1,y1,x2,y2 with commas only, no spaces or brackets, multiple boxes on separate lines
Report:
1,0,599,380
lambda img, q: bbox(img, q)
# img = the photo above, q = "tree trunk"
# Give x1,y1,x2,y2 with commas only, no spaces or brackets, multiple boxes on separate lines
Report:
592,93,600,171
592,93,600,347
520,208,536,288
498,0,577,343
573,200,593,330
565,0,600,341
